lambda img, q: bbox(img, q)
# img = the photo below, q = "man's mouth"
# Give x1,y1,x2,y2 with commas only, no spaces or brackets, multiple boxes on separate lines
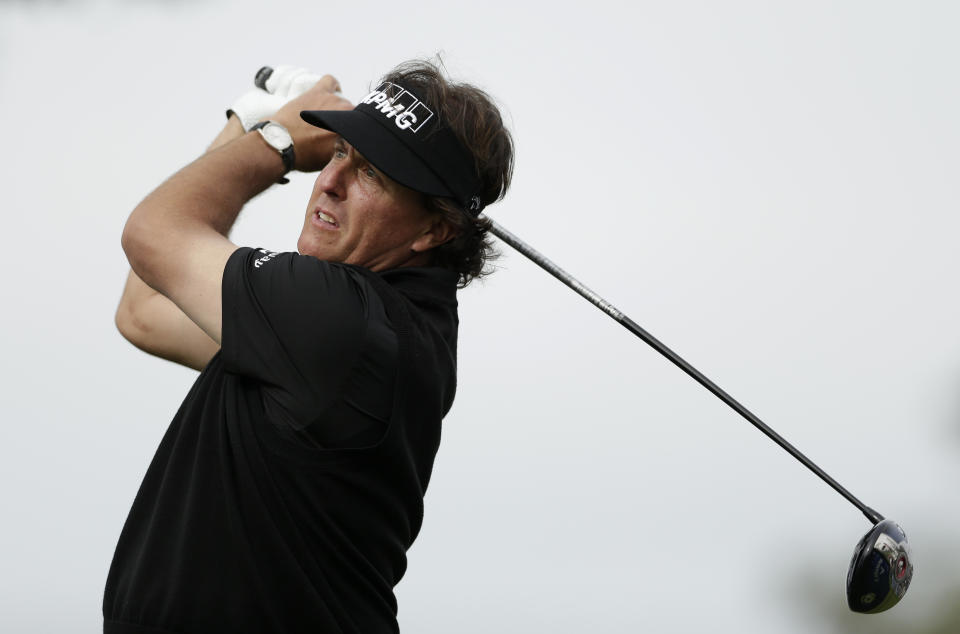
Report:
315,209,339,228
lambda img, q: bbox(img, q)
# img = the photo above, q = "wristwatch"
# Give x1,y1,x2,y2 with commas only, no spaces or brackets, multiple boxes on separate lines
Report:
250,120,295,184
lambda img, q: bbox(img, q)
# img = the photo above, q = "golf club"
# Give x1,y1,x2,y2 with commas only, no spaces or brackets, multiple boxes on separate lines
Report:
252,64,913,614
487,220,912,614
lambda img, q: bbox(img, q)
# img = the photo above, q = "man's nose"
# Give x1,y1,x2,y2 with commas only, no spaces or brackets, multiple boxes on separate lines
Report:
316,159,348,199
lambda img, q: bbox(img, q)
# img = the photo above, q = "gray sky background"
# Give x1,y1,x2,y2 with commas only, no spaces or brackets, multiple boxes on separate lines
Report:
2,1,959,632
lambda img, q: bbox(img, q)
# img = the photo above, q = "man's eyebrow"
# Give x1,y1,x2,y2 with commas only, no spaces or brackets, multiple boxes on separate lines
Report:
334,136,356,154
336,137,375,166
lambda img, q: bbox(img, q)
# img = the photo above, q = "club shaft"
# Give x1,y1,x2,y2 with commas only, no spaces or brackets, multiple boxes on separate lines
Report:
488,220,883,525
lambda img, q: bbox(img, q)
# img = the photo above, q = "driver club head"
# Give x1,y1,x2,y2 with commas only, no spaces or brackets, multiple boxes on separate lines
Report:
846,519,913,613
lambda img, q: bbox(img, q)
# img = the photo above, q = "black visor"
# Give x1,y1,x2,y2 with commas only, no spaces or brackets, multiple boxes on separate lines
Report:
301,81,484,215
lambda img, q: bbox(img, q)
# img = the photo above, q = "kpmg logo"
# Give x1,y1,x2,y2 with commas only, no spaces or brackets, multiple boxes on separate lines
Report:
360,82,435,133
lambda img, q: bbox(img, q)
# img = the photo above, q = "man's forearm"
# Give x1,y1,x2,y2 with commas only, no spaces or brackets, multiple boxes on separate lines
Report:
209,115,245,153
122,129,284,290
129,130,284,239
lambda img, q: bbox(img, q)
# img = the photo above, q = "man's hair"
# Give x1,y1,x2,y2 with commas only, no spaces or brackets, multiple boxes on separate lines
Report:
378,60,514,287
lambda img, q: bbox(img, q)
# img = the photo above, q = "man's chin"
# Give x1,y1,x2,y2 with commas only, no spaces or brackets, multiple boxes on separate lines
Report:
296,232,317,258
297,235,337,262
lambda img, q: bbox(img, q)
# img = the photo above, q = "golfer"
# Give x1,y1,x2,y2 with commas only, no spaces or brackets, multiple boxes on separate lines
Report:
105,60,514,633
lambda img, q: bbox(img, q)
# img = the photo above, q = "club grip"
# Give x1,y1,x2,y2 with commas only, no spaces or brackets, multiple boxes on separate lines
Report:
254,66,274,90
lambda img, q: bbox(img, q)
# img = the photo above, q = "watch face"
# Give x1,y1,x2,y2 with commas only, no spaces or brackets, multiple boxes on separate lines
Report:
262,123,292,149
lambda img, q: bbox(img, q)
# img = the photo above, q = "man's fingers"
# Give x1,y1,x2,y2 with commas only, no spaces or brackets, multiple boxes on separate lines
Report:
264,65,307,96
264,66,341,99
314,74,341,94
284,72,341,98
228,90,286,131
289,73,325,98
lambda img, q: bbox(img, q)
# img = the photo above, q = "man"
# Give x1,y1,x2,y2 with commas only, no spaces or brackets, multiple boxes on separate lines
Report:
106,60,514,634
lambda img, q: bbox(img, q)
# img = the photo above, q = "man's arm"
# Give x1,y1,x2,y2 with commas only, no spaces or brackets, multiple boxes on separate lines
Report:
121,129,283,344
114,117,243,370
118,77,349,358
116,270,222,370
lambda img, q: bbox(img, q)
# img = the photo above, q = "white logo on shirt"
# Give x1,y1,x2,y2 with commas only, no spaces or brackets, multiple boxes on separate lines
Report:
253,249,279,268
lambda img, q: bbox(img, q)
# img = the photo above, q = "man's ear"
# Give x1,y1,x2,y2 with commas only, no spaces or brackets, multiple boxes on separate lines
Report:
411,215,458,253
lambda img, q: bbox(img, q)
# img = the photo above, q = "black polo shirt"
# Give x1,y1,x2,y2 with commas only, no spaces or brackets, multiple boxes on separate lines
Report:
103,247,459,634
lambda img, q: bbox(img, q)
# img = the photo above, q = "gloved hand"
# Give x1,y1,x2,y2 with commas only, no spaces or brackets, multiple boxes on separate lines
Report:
227,65,340,131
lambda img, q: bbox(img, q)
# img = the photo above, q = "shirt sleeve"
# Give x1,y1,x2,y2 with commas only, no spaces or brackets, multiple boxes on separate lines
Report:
221,247,371,429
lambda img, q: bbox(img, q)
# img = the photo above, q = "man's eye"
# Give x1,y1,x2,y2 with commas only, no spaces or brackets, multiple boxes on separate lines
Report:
333,147,347,159
364,166,378,179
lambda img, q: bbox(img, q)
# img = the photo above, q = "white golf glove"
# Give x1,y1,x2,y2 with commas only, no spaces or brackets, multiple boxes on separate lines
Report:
227,65,331,131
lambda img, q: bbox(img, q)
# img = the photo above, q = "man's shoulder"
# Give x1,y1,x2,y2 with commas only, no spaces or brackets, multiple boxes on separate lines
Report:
227,248,379,303
377,266,458,307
